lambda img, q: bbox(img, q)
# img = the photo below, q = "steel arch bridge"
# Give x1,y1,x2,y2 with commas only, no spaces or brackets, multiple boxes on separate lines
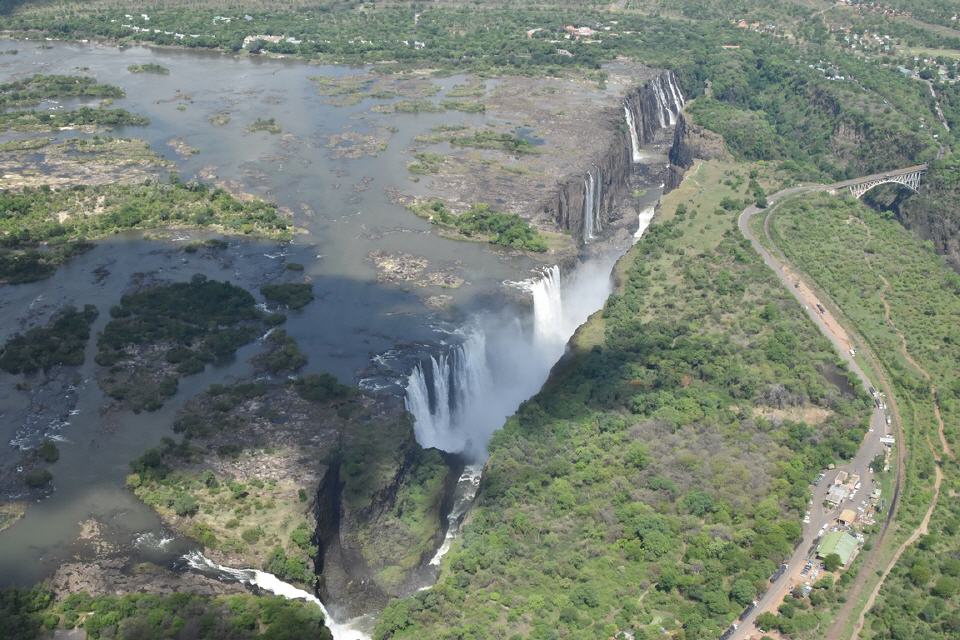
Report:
841,165,927,199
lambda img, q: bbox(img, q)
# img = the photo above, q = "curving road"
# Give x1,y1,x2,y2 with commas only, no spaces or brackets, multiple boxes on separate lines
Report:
731,180,907,640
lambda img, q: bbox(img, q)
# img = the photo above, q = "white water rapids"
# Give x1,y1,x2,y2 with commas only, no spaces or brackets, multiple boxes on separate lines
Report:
184,551,372,640
634,205,656,241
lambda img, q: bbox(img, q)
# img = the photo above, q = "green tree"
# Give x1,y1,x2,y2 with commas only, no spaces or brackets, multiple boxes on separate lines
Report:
823,553,843,572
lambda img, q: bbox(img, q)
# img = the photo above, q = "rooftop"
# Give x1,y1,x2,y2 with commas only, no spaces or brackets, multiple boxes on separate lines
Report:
817,531,858,565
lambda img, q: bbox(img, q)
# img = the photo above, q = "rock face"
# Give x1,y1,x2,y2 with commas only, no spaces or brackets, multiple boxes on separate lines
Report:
544,71,688,242
315,440,461,617
126,373,456,620
669,112,730,170
895,158,960,272
51,558,248,598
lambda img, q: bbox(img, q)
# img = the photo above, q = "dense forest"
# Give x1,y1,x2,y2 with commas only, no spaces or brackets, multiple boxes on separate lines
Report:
96,275,279,411
770,195,960,640
376,162,871,639
0,586,333,640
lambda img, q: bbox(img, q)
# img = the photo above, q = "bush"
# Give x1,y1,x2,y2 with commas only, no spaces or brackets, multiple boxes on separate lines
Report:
172,493,199,517
23,469,52,488
294,373,351,403
260,283,314,310
37,440,59,463
242,527,263,544
253,330,307,374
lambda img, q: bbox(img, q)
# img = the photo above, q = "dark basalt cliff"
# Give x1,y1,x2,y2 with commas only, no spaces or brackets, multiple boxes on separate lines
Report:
315,418,461,617
669,112,730,170
895,165,960,272
544,71,686,243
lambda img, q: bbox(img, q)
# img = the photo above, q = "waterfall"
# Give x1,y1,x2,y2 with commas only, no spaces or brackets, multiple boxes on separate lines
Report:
624,104,642,163
594,166,603,236
183,551,371,640
404,259,616,462
582,170,596,242
652,77,668,128
634,205,656,241
649,72,684,129
428,465,482,566
405,331,492,456
530,265,564,346
583,167,603,244
667,71,685,112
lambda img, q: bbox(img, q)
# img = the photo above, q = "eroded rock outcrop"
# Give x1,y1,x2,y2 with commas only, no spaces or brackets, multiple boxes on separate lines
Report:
128,370,456,618
545,71,688,242
669,112,730,170
895,157,960,272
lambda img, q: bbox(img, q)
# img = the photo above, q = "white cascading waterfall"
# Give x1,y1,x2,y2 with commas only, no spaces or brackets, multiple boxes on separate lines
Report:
582,167,603,244
662,75,678,126
667,71,685,113
652,76,668,128
634,204,657,241
428,464,482,566
530,265,564,346
582,169,596,242
624,103,642,163
405,331,492,456
649,72,685,129
404,258,618,463
183,552,371,640
594,166,603,236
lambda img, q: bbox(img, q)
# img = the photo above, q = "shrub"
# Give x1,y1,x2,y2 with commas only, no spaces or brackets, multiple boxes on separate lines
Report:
260,283,314,310
173,493,199,517
37,440,59,463
294,373,351,403
242,527,263,544
24,469,52,488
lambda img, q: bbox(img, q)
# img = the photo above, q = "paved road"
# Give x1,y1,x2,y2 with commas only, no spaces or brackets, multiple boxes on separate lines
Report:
731,185,896,639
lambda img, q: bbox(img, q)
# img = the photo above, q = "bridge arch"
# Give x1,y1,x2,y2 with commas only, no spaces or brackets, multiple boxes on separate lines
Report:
848,169,925,199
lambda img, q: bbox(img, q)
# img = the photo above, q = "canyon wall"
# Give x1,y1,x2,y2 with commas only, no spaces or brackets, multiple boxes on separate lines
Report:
314,421,460,617
545,71,685,242
895,166,960,272
669,112,730,170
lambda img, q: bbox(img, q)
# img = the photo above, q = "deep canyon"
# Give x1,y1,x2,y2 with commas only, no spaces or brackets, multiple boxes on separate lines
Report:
0,39,692,637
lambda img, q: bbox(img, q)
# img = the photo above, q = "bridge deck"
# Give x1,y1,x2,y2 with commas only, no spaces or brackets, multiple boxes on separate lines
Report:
829,164,928,191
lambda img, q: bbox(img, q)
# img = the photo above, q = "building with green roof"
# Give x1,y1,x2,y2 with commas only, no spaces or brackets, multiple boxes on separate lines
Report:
817,531,858,566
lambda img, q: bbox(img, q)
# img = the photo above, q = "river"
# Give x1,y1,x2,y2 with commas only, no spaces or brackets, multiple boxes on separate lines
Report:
0,37,670,635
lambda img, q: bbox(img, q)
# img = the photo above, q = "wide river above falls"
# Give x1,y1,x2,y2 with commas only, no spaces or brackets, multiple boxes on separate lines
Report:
0,39,663,590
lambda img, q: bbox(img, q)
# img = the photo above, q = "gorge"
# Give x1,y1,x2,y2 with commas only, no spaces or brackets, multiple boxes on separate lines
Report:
0,37,689,639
